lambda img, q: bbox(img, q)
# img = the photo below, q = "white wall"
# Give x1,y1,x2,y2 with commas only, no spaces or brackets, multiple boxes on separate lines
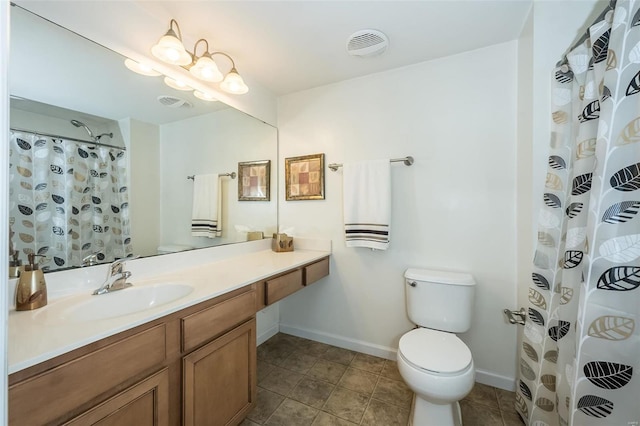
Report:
277,41,519,389
517,8,535,322
124,118,161,257
159,108,278,249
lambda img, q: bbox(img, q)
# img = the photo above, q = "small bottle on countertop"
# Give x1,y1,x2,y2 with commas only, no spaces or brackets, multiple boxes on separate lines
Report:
15,253,48,311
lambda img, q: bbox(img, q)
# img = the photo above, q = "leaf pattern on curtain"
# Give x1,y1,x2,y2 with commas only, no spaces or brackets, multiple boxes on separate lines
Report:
583,361,633,389
9,132,132,271
517,2,640,425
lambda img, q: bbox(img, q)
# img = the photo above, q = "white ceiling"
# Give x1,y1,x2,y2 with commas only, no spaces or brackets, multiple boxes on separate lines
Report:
11,0,533,122
134,1,532,96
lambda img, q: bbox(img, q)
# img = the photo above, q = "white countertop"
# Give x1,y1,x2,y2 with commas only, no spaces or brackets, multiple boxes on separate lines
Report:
9,246,330,374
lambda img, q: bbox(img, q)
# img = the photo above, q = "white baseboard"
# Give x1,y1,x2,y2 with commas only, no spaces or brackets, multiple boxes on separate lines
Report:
475,369,516,391
257,323,279,346
279,323,397,361
279,323,517,392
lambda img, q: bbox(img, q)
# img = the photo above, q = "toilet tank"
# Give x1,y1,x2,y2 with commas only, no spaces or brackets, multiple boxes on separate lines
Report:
157,244,194,254
404,268,476,333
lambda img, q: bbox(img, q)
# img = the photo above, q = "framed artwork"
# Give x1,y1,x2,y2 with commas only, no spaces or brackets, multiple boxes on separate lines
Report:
285,153,325,201
238,160,271,201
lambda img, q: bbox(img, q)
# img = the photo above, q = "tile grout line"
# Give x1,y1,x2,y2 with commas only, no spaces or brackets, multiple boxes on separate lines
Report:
357,372,382,426
254,333,520,426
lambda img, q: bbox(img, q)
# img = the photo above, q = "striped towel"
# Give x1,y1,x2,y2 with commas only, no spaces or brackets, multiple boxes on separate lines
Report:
191,174,222,238
343,159,391,250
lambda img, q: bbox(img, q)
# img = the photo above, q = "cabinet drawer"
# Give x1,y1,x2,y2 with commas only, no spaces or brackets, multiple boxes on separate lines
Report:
305,257,329,286
182,290,256,352
9,324,166,426
265,269,303,305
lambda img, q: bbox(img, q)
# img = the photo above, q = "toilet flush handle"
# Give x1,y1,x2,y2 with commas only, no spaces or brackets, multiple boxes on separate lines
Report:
408,281,417,287
503,308,526,325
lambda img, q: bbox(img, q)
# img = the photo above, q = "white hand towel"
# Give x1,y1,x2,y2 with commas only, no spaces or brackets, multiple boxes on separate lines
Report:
191,174,222,238
343,159,391,250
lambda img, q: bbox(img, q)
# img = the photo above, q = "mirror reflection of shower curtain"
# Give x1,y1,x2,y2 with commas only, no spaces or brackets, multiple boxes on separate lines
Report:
9,131,132,271
517,2,640,425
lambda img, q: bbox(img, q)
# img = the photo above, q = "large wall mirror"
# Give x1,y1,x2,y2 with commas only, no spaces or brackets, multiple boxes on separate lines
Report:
8,5,278,272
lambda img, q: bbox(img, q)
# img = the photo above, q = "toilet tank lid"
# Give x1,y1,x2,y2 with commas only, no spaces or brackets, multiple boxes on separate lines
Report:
404,268,475,286
158,244,194,252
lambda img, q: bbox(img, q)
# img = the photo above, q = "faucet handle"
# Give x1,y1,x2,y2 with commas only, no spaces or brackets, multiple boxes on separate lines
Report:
81,252,101,266
107,255,140,276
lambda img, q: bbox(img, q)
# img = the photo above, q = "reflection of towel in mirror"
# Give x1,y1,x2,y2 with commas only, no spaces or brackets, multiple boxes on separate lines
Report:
191,174,222,238
343,160,391,250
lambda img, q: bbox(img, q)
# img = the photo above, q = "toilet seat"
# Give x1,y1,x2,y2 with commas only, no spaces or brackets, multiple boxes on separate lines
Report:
399,328,472,375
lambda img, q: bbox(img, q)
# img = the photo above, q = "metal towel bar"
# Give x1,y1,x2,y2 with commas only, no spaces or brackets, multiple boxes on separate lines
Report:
187,172,237,180
328,156,414,172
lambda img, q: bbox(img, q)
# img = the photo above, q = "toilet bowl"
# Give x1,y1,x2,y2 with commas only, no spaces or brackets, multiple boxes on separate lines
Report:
398,269,476,426
397,328,475,426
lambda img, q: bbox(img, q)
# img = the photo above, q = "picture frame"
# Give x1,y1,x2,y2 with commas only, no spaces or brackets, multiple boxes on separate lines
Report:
238,160,271,201
285,153,325,201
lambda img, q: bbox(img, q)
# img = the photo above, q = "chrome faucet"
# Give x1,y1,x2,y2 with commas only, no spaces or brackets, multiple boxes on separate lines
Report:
92,256,139,295
81,252,100,267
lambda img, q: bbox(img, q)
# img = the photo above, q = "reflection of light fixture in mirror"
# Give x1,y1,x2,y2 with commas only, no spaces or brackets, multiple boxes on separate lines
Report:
124,58,161,76
151,19,192,65
190,39,223,82
164,76,192,91
193,90,218,102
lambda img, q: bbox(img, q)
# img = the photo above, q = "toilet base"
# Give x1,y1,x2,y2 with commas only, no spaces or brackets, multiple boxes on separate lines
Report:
409,394,463,426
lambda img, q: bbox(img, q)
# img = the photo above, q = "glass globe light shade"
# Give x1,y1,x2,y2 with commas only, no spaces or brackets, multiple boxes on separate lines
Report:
190,55,223,82
151,33,192,66
220,68,249,94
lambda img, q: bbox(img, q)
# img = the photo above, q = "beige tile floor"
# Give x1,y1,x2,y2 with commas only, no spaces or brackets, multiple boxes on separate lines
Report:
241,333,524,426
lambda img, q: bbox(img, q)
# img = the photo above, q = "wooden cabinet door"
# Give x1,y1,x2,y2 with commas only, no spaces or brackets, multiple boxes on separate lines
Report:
183,318,257,426
64,368,169,426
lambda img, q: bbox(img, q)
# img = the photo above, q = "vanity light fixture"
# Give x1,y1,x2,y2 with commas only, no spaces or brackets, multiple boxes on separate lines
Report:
215,52,249,95
190,39,223,82
124,58,161,76
150,19,249,94
164,76,192,91
151,19,192,66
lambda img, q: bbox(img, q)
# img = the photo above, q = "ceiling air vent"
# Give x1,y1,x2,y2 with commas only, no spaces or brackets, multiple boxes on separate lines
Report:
157,95,193,109
346,29,389,57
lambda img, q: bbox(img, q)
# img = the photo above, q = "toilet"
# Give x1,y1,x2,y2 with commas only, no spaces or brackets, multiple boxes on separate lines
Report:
397,268,476,426
157,244,194,254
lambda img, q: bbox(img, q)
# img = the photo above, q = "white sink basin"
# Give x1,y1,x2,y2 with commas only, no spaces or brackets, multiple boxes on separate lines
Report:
58,283,194,321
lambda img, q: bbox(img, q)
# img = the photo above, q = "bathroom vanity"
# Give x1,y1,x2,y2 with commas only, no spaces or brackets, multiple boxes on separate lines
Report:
7,246,330,425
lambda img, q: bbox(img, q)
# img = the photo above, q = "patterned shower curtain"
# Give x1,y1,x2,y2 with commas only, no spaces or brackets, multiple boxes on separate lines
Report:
9,131,132,272
517,1,640,425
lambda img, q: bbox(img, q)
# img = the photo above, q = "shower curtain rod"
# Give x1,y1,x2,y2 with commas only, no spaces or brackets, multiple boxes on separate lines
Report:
328,156,414,172
557,1,614,66
10,127,126,151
